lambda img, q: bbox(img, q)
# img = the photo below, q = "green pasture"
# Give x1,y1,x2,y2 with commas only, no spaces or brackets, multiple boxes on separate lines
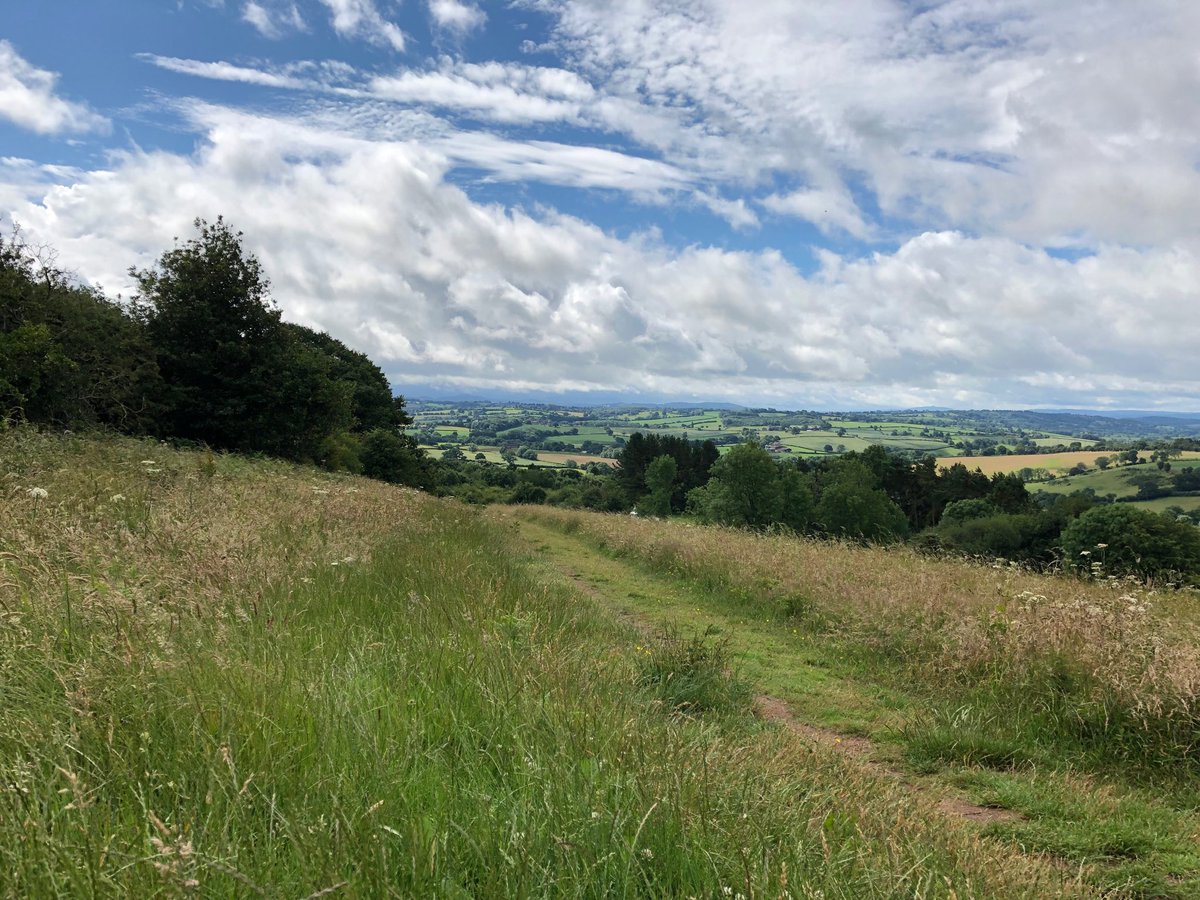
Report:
1035,463,1171,498
1127,495,1200,516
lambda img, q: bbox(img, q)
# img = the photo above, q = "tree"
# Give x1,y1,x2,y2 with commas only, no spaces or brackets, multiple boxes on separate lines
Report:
1060,505,1200,582
132,217,291,451
814,460,909,543
361,428,430,488
777,466,815,531
1,225,162,430
616,432,718,511
283,324,409,432
642,454,677,516
688,442,782,528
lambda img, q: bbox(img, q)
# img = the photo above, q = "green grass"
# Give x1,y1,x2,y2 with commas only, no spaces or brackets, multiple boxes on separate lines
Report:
0,431,1074,897
1129,495,1200,515
1036,461,1175,497
506,505,1200,896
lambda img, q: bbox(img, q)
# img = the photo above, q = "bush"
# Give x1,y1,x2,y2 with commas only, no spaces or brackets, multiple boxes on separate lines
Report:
1061,505,1200,582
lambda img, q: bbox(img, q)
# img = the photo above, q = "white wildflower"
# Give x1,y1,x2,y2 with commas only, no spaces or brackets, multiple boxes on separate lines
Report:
26,486,48,499
641,848,654,859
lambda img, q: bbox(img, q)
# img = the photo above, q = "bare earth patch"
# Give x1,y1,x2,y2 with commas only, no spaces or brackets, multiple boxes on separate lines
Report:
752,694,1022,824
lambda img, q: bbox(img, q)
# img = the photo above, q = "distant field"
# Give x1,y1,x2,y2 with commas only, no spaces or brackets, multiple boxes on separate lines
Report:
937,451,1127,475
537,451,617,467
1034,455,1200,498
1128,495,1200,515
426,446,617,468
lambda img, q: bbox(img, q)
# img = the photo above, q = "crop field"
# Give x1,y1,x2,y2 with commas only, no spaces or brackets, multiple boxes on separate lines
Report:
536,450,618,467
1033,454,1200,496
938,450,1129,476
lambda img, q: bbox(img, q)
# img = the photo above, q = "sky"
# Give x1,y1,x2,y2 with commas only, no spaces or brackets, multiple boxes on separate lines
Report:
1,0,1199,411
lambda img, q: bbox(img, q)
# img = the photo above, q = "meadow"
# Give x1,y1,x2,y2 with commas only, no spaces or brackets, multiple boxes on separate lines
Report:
1,428,1086,897
509,505,1200,895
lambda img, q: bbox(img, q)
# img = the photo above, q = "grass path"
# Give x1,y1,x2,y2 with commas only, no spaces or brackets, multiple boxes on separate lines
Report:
498,512,1008,816
498,507,1200,898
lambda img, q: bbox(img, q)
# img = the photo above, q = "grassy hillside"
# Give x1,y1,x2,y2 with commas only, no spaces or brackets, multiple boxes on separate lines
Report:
1,428,1080,897
504,506,1200,896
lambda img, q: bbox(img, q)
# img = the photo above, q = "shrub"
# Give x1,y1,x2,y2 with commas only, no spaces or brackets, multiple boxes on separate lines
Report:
1061,505,1200,582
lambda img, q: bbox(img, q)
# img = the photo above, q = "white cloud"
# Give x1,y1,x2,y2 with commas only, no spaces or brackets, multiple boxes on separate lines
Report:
369,60,594,124
140,54,308,90
761,186,872,239
241,1,307,38
427,0,486,35
0,41,109,136
4,103,1199,408
536,0,1200,247
317,0,406,51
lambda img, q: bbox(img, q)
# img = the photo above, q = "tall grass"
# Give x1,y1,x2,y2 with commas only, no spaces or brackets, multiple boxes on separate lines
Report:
515,506,1200,778
0,428,1071,896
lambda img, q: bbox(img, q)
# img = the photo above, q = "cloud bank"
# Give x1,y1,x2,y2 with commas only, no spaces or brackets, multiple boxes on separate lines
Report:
3,1,1199,409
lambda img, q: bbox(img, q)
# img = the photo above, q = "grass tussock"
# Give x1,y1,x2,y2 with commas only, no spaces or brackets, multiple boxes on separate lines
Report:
516,505,1200,776
0,427,1075,897
636,626,754,717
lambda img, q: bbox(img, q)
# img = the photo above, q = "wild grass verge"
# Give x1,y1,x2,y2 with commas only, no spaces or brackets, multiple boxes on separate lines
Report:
513,506,1200,781
0,429,1071,897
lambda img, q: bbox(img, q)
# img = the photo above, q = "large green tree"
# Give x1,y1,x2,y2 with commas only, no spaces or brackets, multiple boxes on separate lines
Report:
688,442,782,528
641,454,677,516
132,217,290,451
814,460,909,543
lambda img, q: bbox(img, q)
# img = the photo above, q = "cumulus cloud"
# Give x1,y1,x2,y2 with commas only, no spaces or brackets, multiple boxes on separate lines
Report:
317,0,405,51
427,0,486,35
5,103,1199,409
761,186,872,239
0,41,109,136
537,0,1200,247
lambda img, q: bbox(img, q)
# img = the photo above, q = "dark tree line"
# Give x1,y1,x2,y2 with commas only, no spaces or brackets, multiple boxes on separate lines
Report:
618,437,1200,583
2,218,429,487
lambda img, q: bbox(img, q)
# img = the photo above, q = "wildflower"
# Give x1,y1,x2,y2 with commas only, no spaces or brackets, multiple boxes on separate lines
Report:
27,486,48,499
641,848,654,859
1096,543,1109,549
1079,550,1091,556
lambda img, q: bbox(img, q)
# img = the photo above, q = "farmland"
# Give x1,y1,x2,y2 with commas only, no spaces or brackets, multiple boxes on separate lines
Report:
409,401,1192,471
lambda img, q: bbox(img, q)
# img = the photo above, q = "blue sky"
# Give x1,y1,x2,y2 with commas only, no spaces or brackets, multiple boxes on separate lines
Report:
2,0,1199,410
